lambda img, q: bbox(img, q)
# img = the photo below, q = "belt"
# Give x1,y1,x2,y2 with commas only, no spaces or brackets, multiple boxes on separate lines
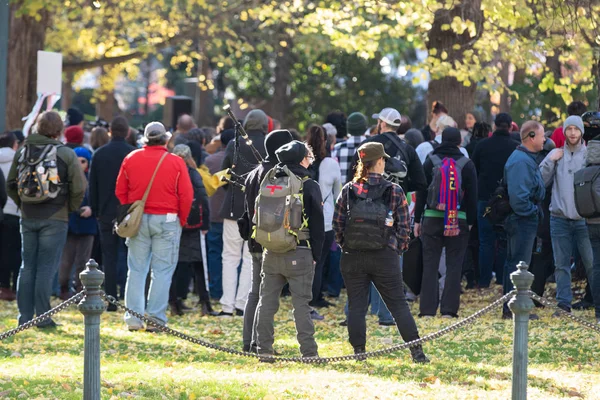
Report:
298,240,310,248
424,209,467,220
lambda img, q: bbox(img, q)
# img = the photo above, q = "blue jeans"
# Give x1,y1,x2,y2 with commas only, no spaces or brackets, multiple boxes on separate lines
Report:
478,200,507,287
551,216,593,308
124,214,182,327
206,222,224,299
503,213,538,297
585,224,600,319
326,245,344,297
17,219,68,326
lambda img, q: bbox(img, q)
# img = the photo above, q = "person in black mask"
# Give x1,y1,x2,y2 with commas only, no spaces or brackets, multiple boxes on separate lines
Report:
239,129,293,352
333,142,429,363
253,140,324,359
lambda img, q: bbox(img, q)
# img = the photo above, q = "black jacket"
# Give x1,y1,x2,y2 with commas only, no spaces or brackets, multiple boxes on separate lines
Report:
471,129,519,201
220,130,267,220
348,132,427,192
89,137,136,223
242,160,276,253
414,144,478,226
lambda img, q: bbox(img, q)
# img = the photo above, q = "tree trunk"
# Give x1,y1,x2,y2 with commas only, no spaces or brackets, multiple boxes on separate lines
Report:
499,62,511,113
61,71,74,111
426,0,483,129
95,67,118,120
197,57,215,127
269,35,293,126
545,52,563,122
6,6,49,130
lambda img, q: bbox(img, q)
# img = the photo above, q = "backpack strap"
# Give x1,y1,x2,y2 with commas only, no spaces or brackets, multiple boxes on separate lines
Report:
428,154,442,167
142,152,169,203
456,156,470,169
382,132,410,164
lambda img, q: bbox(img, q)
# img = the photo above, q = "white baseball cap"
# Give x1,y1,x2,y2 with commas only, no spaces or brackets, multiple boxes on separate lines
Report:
372,108,402,127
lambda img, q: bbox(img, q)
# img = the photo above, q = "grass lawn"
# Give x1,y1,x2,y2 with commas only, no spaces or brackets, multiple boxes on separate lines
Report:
1,286,599,399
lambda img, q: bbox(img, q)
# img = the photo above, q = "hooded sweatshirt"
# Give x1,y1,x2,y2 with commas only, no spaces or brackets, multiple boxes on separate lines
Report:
539,140,587,220
0,147,19,216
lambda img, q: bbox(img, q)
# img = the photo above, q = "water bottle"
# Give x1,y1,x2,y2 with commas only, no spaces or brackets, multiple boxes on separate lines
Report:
385,211,394,227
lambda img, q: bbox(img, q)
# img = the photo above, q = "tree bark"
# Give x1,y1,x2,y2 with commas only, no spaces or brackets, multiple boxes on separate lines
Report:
545,52,562,122
95,67,118,120
269,34,294,126
61,71,74,111
426,0,483,129
499,61,511,113
197,57,215,127
6,6,49,130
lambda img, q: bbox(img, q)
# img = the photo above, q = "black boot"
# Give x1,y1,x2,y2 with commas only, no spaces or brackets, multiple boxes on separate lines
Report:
410,345,430,364
354,345,367,361
169,300,183,316
201,300,218,316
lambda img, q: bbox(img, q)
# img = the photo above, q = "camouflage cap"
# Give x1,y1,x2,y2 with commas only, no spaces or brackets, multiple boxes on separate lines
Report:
357,142,390,162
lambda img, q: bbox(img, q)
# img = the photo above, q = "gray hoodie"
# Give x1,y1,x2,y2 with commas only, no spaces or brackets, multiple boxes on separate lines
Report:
539,140,587,220
0,147,19,216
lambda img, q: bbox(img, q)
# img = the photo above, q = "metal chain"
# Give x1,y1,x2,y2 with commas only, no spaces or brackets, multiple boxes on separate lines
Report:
529,292,600,334
0,291,85,341
104,291,514,363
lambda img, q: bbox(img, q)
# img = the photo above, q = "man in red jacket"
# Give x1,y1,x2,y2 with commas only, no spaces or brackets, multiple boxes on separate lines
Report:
116,122,193,331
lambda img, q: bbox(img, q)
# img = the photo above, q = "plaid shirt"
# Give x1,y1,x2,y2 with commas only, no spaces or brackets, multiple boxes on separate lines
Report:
332,135,366,184
333,173,410,253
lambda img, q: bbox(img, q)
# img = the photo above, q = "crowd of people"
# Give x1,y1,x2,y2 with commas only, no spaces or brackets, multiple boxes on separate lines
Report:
1,100,599,362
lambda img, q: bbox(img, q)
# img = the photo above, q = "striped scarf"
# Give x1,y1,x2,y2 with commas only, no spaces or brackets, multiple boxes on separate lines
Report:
437,158,461,236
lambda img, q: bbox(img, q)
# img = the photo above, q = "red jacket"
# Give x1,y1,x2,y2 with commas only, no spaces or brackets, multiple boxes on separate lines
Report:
116,145,193,226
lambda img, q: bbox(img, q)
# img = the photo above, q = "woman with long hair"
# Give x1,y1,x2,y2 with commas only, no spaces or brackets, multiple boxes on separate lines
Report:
170,144,214,316
422,101,448,141
332,142,429,363
305,125,342,315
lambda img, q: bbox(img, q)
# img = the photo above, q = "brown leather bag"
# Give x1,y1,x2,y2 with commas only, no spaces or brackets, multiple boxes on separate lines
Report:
114,152,168,238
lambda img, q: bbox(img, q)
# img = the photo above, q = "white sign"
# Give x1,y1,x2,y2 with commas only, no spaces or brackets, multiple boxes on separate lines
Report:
37,51,62,96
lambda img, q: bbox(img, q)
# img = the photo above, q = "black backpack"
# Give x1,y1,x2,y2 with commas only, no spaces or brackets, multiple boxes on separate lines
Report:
344,180,393,251
573,165,600,218
484,179,512,225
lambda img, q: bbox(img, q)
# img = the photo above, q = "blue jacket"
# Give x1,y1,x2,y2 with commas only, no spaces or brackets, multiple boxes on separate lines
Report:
68,172,97,235
504,146,545,217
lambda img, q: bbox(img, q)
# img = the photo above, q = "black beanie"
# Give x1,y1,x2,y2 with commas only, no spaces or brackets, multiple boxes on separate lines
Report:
275,140,307,165
441,127,462,147
265,129,293,162
220,129,235,146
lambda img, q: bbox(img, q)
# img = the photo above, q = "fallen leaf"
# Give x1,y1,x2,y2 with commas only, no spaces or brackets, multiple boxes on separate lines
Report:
61,383,71,391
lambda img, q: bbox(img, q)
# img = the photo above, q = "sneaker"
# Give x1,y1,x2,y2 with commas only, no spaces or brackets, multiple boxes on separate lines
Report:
37,320,60,329
309,299,335,308
339,319,348,326
379,320,395,326
441,313,458,319
529,313,540,321
127,325,144,332
552,304,571,317
310,310,324,321
215,311,234,317
145,317,165,333
410,345,430,364
418,314,435,319
596,318,600,325
235,308,244,316
572,300,594,310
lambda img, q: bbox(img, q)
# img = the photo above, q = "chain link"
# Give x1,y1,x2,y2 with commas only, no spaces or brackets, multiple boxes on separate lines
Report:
529,292,600,334
0,291,85,341
104,291,514,363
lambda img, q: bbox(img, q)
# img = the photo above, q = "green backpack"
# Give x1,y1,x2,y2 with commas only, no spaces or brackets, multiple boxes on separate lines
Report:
252,165,310,253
